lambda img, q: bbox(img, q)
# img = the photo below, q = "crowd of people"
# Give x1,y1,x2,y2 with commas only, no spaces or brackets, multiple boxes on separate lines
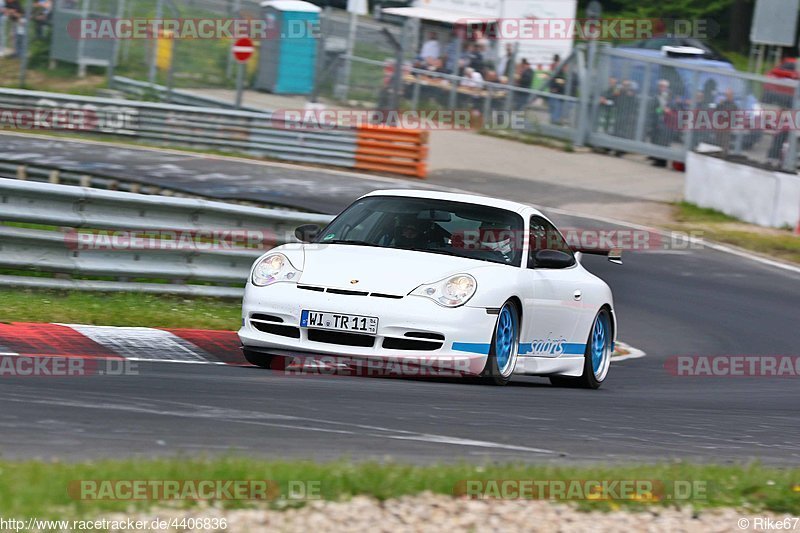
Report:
0,0,51,57
411,32,537,105
597,76,752,165
410,33,589,125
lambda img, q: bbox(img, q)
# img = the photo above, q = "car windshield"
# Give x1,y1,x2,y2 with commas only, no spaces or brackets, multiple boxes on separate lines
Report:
316,196,525,267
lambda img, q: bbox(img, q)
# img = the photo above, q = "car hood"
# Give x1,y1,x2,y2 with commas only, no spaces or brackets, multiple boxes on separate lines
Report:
298,244,486,295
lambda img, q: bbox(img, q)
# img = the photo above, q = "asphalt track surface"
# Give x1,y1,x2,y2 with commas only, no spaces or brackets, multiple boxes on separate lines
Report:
0,133,436,213
1,134,799,464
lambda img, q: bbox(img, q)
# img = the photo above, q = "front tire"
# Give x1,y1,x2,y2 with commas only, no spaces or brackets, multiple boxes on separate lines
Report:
549,308,611,389
480,301,520,386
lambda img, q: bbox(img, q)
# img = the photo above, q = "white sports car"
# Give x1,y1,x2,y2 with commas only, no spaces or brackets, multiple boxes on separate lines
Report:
238,190,619,388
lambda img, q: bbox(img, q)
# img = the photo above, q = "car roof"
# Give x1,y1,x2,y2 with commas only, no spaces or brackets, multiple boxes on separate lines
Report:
361,189,542,217
615,47,736,70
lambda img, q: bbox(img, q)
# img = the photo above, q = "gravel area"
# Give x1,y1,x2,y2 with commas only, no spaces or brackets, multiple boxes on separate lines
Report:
108,492,795,532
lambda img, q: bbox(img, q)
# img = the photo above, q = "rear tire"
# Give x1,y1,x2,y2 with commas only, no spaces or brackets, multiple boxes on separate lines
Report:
480,301,520,386
549,308,611,389
242,348,278,369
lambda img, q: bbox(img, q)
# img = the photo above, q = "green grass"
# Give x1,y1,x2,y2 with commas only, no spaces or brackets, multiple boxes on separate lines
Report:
479,128,574,152
0,289,241,330
673,202,800,264
674,202,740,224
0,458,797,520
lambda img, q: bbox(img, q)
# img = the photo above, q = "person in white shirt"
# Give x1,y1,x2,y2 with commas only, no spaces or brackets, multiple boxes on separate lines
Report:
461,67,484,89
419,32,440,64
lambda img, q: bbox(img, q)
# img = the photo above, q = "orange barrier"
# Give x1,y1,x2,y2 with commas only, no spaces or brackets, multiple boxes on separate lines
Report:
355,124,428,179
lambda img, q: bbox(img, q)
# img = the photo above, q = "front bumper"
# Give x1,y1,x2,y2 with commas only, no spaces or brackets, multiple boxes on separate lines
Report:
238,282,497,375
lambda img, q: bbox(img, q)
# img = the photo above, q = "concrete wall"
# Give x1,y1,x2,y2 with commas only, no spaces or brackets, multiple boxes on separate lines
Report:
685,152,800,229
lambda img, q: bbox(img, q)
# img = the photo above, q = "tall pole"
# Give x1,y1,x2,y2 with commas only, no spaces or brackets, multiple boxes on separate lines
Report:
336,10,357,100
235,61,244,109
19,0,33,86
148,0,164,86
107,0,126,87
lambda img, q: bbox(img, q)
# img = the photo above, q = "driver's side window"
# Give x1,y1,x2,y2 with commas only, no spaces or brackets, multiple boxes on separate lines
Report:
528,216,574,268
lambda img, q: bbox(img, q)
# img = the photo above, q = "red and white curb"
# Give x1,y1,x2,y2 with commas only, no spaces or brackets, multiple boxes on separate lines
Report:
0,323,244,366
0,323,646,368
613,341,647,362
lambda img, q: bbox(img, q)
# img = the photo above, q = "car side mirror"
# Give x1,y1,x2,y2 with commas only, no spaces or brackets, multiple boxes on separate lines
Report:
294,224,320,243
532,249,575,269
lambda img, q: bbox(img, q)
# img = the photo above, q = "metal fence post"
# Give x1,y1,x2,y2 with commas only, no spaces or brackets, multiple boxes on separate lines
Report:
335,9,357,100
448,35,462,109
574,47,590,147
147,0,163,86
309,12,326,104
682,70,699,156
107,0,126,87
782,63,800,172
18,0,33,86
634,63,652,143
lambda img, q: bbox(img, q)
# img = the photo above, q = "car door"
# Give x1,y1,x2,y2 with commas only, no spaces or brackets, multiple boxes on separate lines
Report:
519,215,586,358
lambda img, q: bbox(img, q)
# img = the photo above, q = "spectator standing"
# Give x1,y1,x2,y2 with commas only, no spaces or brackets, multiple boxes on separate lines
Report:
547,62,567,124
615,80,638,141
514,58,533,111
497,43,515,81
466,42,484,74
461,67,484,89
715,88,738,155
598,76,619,133
443,39,459,74
3,0,21,58
648,79,673,167
419,32,440,64
32,0,50,39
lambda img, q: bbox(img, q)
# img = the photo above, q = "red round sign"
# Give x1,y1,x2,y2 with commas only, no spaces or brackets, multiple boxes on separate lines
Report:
232,37,254,63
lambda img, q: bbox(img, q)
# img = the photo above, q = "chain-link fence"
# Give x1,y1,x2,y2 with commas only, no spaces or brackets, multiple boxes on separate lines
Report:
587,45,799,170
114,0,262,88
27,2,800,171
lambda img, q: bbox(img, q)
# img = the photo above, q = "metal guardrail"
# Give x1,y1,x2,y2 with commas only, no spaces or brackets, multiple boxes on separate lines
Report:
110,76,263,112
0,177,334,297
0,86,431,176
0,87,358,168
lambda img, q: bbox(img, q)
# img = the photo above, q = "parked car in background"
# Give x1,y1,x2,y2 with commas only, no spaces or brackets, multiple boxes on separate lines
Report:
764,58,798,107
624,36,732,64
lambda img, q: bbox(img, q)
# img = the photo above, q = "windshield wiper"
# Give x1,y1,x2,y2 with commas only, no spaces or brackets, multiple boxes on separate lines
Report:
321,239,382,247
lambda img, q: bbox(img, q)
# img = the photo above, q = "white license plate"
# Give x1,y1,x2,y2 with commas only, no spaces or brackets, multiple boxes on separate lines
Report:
301,310,378,334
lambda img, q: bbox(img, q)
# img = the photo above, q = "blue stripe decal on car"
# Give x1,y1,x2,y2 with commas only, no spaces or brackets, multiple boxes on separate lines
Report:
518,342,586,356
453,342,587,357
561,343,587,355
452,342,491,355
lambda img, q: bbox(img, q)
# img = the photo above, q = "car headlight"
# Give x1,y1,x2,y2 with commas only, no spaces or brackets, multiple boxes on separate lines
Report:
251,253,301,287
411,274,477,307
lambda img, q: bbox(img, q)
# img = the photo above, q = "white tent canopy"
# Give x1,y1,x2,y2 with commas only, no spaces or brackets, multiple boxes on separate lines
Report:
380,6,499,25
